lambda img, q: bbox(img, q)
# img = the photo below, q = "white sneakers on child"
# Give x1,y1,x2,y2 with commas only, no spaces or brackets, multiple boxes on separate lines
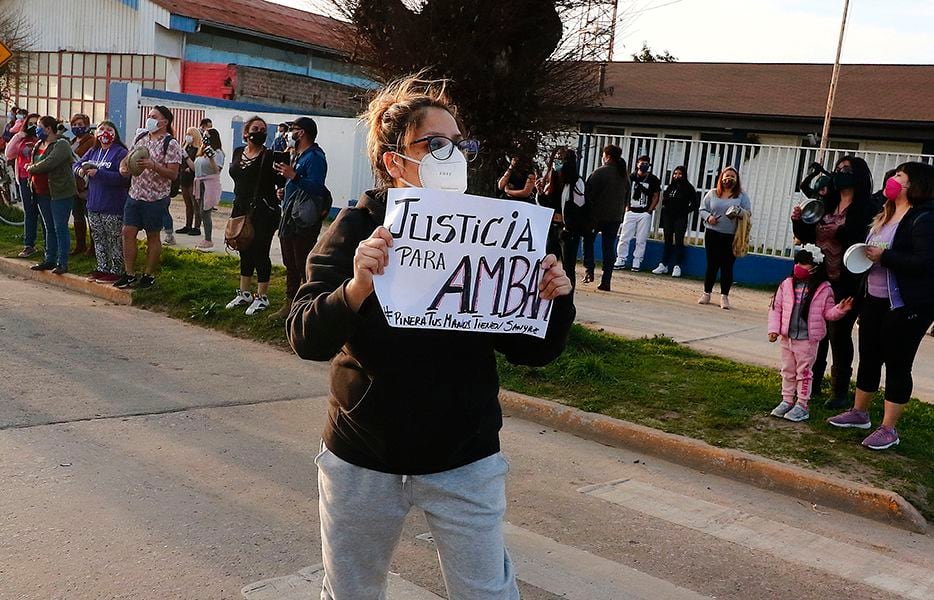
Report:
246,295,270,315
226,290,252,309
770,401,809,422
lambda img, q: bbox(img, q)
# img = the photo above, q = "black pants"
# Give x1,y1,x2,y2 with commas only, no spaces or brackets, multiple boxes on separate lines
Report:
661,211,688,268
560,229,581,290
703,229,736,295
547,222,563,261
240,213,279,283
856,296,934,404
811,280,858,394
582,220,620,287
281,224,322,301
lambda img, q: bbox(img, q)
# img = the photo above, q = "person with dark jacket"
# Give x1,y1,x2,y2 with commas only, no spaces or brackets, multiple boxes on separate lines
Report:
496,156,536,202
287,74,574,600
227,117,284,316
582,144,629,291
74,121,130,283
651,165,698,278
553,149,588,289
274,116,328,318
69,113,96,255
27,117,78,274
792,156,882,408
828,162,934,451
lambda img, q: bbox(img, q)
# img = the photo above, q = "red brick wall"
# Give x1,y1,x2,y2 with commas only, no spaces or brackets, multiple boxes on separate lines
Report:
233,66,364,116
182,62,235,100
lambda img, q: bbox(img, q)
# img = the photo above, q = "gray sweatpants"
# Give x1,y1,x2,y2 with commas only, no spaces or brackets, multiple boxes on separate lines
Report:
315,445,520,600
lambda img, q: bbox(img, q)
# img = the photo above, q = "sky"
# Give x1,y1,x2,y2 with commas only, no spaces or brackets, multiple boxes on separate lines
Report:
272,0,933,64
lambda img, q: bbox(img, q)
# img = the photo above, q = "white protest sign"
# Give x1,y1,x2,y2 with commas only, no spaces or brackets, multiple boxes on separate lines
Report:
373,188,555,338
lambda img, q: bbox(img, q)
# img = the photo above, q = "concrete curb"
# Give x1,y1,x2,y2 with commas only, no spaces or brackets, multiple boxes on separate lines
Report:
499,390,928,534
0,257,133,305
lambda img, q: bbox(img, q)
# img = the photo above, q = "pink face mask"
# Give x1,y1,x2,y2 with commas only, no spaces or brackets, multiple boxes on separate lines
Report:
793,265,812,279
883,177,903,201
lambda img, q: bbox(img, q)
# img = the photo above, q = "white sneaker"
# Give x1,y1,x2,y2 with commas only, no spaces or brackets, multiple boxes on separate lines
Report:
672,266,682,277
651,263,668,275
226,290,252,309
245,294,270,315
720,294,731,310
613,260,626,270
697,292,711,305
631,261,641,272
163,232,176,246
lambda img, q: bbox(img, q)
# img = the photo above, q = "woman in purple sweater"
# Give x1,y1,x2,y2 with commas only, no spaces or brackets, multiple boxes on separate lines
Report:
74,121,130,283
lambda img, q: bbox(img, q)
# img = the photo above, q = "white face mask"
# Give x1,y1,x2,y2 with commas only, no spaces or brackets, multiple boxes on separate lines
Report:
184,135,193,145
286,136,296,149
396,144,468,193
145,117,160,133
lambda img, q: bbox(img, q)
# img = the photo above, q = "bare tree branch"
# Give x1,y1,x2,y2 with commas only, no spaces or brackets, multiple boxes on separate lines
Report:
0,10,33,109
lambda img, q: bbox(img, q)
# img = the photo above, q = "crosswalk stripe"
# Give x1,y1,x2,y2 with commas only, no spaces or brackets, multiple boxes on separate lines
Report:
503,523,713,600
241,564,443,600
581,478,934,600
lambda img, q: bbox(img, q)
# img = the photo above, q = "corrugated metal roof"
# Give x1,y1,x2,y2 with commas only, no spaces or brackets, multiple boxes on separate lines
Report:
149,0,355,55
598,62,934,124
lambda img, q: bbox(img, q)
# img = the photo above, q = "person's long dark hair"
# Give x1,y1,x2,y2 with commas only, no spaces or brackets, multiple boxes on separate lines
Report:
825,155,873,212
154,105,174,137
560,148,579,186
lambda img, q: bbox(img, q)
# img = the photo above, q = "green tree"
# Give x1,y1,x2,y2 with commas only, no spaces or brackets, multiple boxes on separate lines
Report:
631,41,677,63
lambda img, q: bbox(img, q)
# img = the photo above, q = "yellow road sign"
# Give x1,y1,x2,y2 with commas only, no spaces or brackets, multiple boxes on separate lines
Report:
0,41,12,68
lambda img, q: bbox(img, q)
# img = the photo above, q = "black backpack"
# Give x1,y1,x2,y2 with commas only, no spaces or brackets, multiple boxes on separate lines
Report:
134,132,181,197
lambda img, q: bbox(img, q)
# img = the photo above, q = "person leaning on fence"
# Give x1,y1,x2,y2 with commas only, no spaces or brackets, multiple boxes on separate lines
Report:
582,144,629,291
273,116,328,319
74,121,130,284
5,112,41,258
115,105,183,290
697,166,751,310
828,162,934,451
69,113,96,256
26,117,78,275
175,127,202,236
791,156,881,409
286,73,574,600
226,116,284,316
192,128,225,252
651,165,698,278
614,154,661,272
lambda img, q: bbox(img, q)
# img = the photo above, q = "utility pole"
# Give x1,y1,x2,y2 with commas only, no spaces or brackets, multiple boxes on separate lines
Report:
818,0,850,163
607,0,619,61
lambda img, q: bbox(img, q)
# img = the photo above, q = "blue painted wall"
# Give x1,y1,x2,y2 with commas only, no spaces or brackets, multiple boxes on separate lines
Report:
108,82,129,141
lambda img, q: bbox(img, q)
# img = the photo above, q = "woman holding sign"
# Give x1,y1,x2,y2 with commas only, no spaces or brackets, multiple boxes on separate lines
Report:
287,74,575,600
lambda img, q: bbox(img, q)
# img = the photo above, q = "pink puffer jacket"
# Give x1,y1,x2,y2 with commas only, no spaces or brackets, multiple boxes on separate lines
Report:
767,278,847,340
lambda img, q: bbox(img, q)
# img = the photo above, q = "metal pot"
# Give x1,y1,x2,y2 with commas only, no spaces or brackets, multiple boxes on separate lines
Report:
798,198,825,225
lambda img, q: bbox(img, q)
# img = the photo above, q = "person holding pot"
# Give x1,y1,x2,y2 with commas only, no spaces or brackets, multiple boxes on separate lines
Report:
828,162,934,450
698,166,751,309
792,156,880,408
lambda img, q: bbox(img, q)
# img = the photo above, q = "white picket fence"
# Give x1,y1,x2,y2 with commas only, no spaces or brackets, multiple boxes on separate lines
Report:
573,134,933,257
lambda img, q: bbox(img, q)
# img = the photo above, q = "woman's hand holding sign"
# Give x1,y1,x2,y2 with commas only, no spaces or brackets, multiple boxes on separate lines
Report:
346,226,394,312
539,254,572,300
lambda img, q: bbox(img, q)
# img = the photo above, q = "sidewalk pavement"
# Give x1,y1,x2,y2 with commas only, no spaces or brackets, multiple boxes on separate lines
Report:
167,200,934,405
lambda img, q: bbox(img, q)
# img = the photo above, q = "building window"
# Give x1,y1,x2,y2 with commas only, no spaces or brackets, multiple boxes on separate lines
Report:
14,52,168,124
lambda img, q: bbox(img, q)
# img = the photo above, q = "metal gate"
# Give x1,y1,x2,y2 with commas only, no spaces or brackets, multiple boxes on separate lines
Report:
138,105,205,142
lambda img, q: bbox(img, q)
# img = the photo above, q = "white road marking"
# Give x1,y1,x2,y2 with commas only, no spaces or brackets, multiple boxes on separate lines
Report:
241,564,442,600
581,478,934,600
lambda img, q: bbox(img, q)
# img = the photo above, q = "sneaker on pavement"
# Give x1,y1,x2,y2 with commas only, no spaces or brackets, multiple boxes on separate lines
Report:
672,266,682,277
720,294,731,310
17,246,35,258
226,290,253,309
651,263,668,275
827,409,871,429
175,226,192,234
195,240,215,251
51,266,68,275
163,232,176,246
697,292,711,305
113,273,137,288
861,425,900,450
597,283,611,291
613,260,626,271
631,262,641,272
245,294,270,316
30,261,55,271
136,274,156,289
188,228,201,236
95,272,119,283
783,404,810,422
86,271,103,282
769,401,794,418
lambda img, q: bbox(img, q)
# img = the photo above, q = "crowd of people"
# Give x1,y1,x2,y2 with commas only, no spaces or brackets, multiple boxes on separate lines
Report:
1,105,329,316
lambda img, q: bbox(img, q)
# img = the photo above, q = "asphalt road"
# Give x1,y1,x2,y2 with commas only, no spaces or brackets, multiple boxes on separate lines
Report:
2,275,932,600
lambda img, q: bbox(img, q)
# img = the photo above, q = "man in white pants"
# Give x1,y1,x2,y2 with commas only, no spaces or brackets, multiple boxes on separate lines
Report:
615,155,661,271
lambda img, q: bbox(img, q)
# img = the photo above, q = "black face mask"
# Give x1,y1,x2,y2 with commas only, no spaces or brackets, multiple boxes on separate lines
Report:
832,171,855,190
247,131,267,145
24,124,37,136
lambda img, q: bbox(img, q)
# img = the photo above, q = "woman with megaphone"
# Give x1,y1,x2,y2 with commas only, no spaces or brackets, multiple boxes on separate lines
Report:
792,156,881,410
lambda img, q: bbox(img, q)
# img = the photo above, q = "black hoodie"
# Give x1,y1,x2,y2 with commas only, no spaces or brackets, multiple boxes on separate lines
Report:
287,189,576,475
878,200,934,310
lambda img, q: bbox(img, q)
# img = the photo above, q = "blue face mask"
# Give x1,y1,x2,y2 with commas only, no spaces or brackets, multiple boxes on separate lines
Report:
71,126,89,137
36,128,49,141
553,160,564,172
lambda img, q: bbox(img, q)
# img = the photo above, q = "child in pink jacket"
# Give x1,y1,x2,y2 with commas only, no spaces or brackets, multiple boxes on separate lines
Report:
767,244,853,422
